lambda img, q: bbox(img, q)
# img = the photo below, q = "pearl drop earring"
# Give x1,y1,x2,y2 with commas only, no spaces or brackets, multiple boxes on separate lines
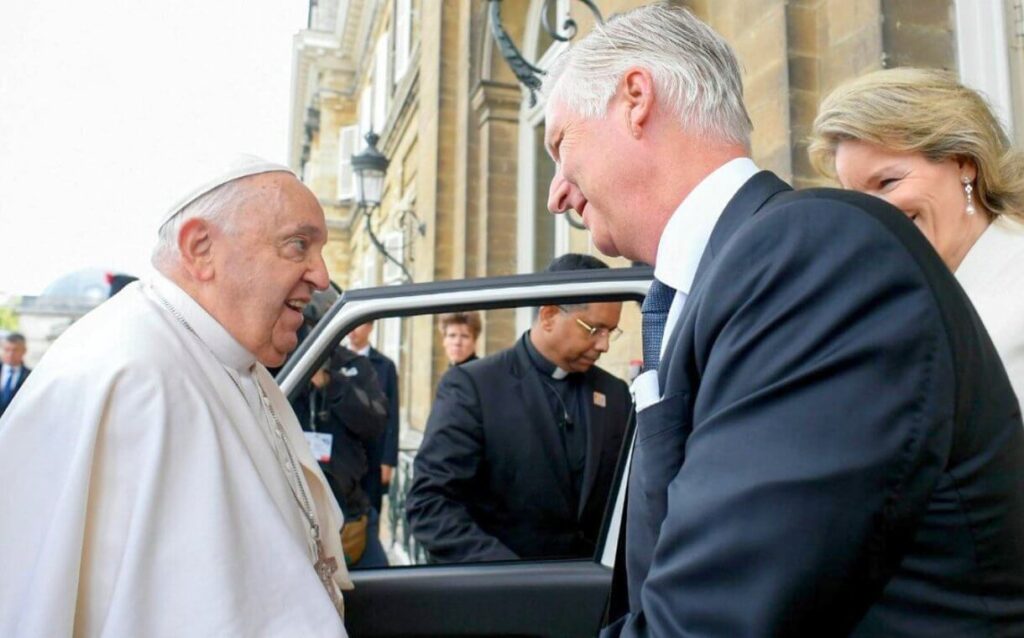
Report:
962,176,976,216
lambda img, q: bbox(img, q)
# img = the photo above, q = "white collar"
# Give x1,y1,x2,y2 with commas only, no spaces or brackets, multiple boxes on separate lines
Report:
149,273,257,374
654,157,760,293
354,344,372,358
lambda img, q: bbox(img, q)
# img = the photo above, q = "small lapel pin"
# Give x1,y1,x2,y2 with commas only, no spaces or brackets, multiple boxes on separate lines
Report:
593,391,606,407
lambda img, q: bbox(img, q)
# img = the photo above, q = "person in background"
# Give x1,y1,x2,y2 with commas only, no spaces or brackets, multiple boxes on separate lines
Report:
294,345,389,568
438,311,481,366
407,254,631,564
345,321,399,546
0,333,30,419
810,67,1024,401
543,5,1024,635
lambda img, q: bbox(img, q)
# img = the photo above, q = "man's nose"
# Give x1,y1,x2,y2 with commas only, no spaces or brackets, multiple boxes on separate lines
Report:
307,252,330,291
594,332,611,353
548,169,584,215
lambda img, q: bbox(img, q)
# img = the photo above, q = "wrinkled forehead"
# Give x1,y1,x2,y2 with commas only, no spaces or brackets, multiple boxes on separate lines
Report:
241,173,326,233
543,97,571,159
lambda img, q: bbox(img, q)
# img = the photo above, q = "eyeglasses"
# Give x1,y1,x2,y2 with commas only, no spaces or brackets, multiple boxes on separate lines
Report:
558,307,624,342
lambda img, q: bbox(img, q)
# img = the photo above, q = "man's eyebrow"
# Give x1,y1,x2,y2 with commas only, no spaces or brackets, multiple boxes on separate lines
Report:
545,131,563,162
282,223,325,240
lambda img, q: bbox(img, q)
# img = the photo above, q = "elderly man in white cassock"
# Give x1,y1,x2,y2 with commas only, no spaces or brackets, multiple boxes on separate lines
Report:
0,156,352,637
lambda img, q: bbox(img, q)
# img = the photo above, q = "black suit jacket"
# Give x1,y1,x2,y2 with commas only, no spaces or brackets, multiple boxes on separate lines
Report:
0,364,30,418
606,171,1024,637
361,346,400,513
407,335,631,563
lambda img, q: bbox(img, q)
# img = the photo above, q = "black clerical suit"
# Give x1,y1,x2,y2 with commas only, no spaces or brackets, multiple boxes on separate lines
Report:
407,333,631,563
605,172,1024,637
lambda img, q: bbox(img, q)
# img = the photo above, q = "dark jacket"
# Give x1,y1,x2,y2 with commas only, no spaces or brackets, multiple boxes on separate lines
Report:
293,347,387,519
360,346,399,513
606,172,1024,637
407,335,631,563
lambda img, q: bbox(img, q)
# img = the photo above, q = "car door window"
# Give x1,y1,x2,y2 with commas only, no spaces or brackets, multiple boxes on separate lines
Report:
281,284,645,571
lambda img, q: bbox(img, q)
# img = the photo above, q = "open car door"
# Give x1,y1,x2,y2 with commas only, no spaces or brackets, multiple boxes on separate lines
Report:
278,267,651,637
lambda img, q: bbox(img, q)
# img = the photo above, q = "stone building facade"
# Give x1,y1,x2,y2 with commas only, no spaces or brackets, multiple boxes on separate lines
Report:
289,0,1024,440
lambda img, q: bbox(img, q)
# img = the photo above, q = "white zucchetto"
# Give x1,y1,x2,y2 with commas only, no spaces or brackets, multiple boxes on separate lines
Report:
158,153,294,230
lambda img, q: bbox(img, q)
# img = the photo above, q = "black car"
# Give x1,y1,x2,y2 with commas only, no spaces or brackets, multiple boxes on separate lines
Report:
277,266,651,637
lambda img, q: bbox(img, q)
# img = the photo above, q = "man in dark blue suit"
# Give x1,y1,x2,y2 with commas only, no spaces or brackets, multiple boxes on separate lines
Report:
545,5,1024,636
0,333,31,419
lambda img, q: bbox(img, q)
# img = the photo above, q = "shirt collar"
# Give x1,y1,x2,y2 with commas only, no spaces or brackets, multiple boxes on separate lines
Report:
149,272,257,374
354,344,372,357
522,331,570,379
654,157,760,294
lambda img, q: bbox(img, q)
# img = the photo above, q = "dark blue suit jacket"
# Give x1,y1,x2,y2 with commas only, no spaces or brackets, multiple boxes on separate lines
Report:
606,172,1024,636
361,347,399,513
0,364,30,418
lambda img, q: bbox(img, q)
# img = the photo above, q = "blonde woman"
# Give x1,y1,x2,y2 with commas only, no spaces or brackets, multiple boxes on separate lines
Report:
811,68,1024,400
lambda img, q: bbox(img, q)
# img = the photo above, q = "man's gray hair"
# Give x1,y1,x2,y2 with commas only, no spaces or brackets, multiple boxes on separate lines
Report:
544,3,752,147
150,179,248,271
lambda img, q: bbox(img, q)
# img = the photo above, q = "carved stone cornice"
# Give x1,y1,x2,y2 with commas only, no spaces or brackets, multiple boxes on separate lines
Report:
471,80,522,125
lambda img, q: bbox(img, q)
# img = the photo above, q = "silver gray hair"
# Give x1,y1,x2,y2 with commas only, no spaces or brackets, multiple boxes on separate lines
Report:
544,3,752,147
150,179,249,271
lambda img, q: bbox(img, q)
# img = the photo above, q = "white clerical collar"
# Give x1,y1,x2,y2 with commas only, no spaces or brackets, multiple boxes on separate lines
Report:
354,344,371,357
654,157,760,294
150,273,257,374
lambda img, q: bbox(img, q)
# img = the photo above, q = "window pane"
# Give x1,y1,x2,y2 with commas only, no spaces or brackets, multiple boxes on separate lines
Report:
288,294,641,570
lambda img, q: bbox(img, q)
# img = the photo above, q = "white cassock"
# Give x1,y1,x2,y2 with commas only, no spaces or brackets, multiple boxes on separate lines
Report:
0,274,352,637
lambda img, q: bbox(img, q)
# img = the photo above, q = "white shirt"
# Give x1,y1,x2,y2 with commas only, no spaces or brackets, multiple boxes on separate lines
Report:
353,344,372,358
1,364,23,391
0,275,350,638
633,158,761,411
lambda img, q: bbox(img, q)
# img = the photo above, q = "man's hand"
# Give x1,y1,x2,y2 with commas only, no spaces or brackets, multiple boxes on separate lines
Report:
311,368,330,389
381,465,394,487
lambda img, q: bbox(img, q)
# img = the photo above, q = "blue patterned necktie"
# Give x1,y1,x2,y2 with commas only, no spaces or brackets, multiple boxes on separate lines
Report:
641,279,676,372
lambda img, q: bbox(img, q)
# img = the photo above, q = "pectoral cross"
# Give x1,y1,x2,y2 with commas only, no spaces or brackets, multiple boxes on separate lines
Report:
314,538,344,615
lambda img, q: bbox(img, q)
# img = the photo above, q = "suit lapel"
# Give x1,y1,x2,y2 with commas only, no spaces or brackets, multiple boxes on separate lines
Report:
659,171,792,387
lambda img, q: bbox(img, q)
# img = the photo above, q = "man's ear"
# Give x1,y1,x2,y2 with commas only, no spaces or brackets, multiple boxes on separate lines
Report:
621,67,655,138
537,305,562,332
178,218,216,281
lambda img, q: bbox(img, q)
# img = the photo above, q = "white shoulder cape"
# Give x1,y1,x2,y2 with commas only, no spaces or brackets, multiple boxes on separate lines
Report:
0,280,351,637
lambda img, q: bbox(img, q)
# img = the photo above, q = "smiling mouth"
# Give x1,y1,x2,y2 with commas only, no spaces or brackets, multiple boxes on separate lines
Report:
285,299,309,313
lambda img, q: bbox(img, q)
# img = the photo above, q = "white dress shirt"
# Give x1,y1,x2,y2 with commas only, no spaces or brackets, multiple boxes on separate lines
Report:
1,365,23,393
633,158,761,411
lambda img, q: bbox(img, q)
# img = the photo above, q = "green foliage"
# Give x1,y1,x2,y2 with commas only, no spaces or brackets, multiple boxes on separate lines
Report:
0,304,19,332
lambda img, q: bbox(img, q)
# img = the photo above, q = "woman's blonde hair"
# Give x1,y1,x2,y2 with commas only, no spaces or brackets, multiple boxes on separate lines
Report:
809,67,1024,220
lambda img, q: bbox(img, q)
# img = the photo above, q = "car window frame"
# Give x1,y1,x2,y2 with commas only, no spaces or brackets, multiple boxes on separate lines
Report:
277,266,652,570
